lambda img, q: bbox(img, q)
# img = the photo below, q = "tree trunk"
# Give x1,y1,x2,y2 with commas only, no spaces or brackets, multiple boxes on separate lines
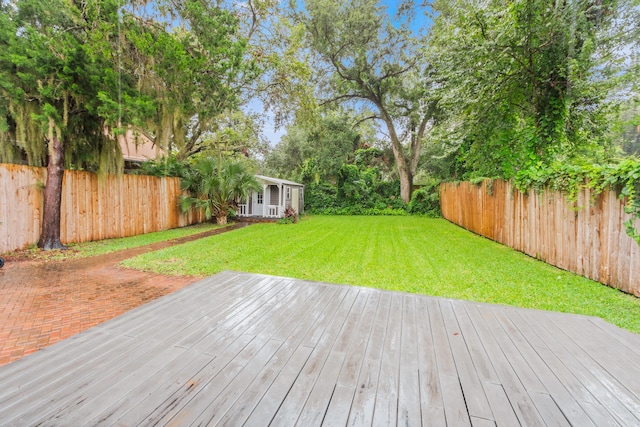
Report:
397,159,412,204
38,136,66,250
216,215,228,225
410,107,433,178
382,113,412,203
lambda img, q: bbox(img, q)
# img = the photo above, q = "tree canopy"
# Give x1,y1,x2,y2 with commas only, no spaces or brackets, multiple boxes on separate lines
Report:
265,111,365,183
1,0,639,237
301,0,436,203
0,0,145,171
0,0,258,248
426,0,639,178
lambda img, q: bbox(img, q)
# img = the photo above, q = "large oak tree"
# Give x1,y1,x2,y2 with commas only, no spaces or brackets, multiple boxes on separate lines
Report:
302,0,437,203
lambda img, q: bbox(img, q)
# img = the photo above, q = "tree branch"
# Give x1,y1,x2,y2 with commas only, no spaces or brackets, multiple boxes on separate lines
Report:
351,114,381,128
319,93,364,106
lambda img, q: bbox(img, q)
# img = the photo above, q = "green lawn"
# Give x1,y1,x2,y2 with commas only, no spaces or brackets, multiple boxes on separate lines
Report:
8,223,224,261
122,215,640,333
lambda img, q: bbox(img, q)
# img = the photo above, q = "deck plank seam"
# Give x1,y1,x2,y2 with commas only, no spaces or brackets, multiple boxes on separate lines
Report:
442,299,493,423
1,272,638,427
295,290,371,425
346,290,393,426
463,304,545,426
221,286,338,426
503,309,600,426
539,311,640,415
267,287,360,425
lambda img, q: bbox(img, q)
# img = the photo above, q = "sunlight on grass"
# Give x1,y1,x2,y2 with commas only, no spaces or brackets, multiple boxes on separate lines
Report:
122,216,640,333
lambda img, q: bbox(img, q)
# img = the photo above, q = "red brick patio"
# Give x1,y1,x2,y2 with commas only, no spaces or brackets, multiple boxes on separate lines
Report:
0,224,246,366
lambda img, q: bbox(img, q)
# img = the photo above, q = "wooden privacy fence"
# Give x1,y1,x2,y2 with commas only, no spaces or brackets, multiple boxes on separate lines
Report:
0,163,204,253
440,179,640,296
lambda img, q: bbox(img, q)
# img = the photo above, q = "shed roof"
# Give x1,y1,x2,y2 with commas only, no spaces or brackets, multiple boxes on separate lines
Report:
255,175,304,187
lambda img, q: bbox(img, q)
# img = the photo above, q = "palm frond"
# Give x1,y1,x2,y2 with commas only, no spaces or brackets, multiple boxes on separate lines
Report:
179,157,261,222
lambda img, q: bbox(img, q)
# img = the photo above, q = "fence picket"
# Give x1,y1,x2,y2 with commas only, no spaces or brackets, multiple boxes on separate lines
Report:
440,180,640,297
0,164,203,253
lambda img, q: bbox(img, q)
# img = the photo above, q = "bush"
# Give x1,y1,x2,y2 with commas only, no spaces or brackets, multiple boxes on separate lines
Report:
304,157,405,216
278,206,298,224
305,182,339,211
337,164,379,207
138,155,187,177
407,183,441,217
308,206,406,216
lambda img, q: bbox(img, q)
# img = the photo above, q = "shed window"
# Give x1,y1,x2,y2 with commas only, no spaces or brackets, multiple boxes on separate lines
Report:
257,193,263,204
286,187,291,200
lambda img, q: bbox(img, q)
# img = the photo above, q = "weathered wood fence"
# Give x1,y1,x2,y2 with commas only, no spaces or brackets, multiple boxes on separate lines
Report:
0,163,204,253
440,179,640,296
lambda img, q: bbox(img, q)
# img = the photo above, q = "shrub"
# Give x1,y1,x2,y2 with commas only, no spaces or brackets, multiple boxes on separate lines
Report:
139,155,187,177
305,182,338,211
407,183,441,217
278,206,298,224
337,164,379,207
308,206,406,216
304,159,404,215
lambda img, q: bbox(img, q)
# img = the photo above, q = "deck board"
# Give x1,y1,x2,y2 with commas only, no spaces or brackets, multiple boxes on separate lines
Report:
462,307,541,425
347,292,391,426
414,297,447,427
0,271,639,426
441,300,493,421
372,292,403,426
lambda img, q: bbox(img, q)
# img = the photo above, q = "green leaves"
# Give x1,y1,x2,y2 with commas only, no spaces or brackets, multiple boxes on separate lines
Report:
428,0,631,178
121,1,255,155
0,0,148,172
0,0,261,172
514,159,640,244
179,157,261,223
303,0,433,202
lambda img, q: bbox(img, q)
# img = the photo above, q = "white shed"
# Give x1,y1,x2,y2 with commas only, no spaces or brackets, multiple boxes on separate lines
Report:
237,175,304,219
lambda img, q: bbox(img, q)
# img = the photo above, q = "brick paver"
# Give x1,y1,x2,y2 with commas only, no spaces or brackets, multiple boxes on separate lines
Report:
0,223,247,366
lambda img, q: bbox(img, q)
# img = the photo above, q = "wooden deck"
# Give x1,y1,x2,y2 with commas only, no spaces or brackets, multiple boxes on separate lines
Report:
0,271,638,426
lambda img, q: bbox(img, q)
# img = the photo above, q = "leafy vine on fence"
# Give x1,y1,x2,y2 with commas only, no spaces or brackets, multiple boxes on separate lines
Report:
514,159,640,244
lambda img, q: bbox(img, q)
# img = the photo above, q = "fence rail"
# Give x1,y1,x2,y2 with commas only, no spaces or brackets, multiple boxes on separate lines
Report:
0,163,204,253
440,179,640,296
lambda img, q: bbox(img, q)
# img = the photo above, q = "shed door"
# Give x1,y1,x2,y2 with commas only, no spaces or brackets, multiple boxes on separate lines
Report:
252,191,263,215
292,188,299,213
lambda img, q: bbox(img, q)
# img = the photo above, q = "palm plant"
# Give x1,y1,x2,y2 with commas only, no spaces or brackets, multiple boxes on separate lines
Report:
179,157,261,224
